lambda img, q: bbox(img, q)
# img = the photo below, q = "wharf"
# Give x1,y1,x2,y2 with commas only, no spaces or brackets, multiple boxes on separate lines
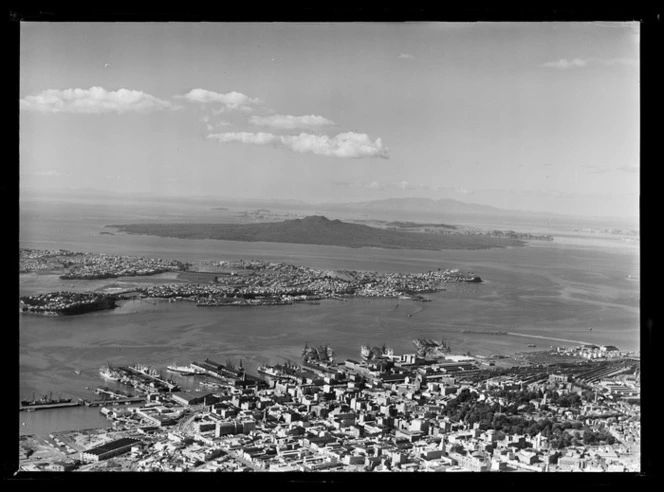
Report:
94,387,133,399
122,366,179,392
19,401,81,412
82,396,146,407
191,360,267,388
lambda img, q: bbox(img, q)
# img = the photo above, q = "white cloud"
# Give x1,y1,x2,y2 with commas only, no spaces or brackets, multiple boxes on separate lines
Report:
19,87,176,113
208,131,388,159
179,89,261,110
282,132,388,159
541,57,637,70
540,58,588,69
206,120,231,132
249,114,335,130
398,53,415,59
332,180,384,190
208,132,280,146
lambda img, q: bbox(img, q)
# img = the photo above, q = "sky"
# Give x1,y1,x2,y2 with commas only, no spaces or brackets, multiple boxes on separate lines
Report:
19,22,640,219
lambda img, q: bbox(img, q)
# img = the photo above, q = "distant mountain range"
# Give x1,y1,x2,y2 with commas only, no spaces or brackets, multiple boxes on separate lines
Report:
109,215,524,251
322,197,554,218
21,187,633,224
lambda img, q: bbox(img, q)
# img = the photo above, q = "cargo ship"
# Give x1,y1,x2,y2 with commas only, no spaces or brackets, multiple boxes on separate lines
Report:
21,393,72,408
99,365,124,382
413,338,452,358
166,363,207,375
361,344,394,361
302,343,335,363
257,361,299,379
130,363,160,378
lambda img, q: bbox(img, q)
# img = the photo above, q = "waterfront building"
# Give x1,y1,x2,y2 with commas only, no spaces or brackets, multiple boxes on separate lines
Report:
80,437,141,462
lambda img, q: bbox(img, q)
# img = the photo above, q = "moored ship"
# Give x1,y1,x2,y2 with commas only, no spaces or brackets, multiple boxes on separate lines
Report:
413,337,452,358
166,363,207,375
21,393,72,407
130,363,160,378
302,343,335,363
361,343,394,361
99,365,123,382
257,361,299,378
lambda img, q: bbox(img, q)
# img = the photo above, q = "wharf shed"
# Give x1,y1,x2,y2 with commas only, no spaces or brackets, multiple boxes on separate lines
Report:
80,437,141,462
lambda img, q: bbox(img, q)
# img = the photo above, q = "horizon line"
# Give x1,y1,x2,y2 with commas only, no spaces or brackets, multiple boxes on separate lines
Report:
19,186,639,223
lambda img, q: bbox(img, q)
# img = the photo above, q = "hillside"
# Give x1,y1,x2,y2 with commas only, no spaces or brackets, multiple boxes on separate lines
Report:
109,216,524,250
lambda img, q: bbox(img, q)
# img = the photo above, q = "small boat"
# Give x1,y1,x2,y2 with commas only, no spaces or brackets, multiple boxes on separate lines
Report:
74,369,81,375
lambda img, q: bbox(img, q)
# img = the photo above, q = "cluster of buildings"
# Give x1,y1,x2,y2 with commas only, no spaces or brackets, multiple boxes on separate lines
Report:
19,248,189,279
20,249,482,313
481,230,553,241
555,344,624,360
22,341,639,473
18,291,117,315
135,262,481,305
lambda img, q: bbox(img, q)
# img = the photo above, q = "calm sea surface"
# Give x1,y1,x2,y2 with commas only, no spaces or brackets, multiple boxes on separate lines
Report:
18,199,640,436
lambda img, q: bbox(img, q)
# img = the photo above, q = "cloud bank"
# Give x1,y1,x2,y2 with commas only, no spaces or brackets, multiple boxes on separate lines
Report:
540,57,637,70
249,114,334,130
540,58,588,69
179,89,261,111
19,87,176,113
208,131,388,159
333,180,473,195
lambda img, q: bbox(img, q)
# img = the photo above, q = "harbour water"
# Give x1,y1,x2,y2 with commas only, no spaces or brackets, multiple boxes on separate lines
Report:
18,198,640,436
19,406,111,437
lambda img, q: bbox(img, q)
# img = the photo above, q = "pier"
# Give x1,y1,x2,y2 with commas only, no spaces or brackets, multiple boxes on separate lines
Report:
19,401,81,412
82,396,146,407
121,365,180,392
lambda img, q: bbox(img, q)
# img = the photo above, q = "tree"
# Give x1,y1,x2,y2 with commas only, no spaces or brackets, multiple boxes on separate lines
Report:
527,423,539,436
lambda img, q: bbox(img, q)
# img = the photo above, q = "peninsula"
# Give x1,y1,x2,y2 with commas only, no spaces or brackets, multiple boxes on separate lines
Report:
19,292,118,316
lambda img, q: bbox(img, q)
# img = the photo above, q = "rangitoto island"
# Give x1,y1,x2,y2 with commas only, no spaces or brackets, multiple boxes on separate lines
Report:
107,216,525,250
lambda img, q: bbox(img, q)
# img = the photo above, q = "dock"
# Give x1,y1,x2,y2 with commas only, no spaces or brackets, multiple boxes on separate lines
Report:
82,396,146,407
116,365,180,392
19,401,81,412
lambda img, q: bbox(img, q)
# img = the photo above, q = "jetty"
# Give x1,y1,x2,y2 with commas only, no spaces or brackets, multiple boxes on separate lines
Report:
19,401,81,412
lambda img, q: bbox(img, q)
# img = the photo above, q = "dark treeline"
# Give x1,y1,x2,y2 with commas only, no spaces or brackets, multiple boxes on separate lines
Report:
440,388,616,448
